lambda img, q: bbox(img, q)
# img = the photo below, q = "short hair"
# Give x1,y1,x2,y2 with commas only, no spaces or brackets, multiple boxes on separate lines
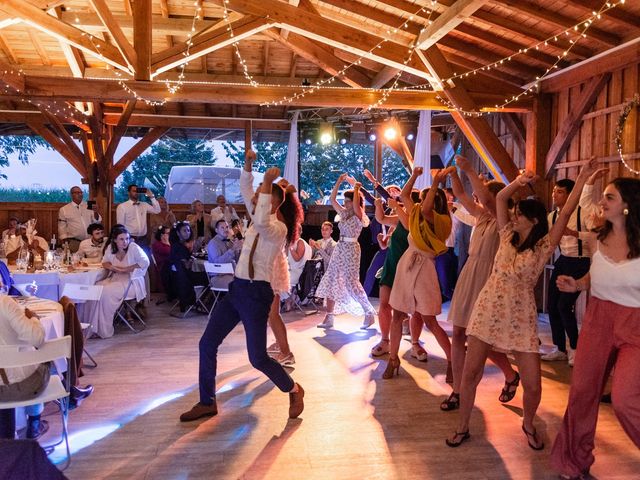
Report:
321,221,333,229
214,219,227,229
191,199,202,213
127,184,136,192
555,179,575,193
154,225,170,241
8,216,19,223
86,223,104,235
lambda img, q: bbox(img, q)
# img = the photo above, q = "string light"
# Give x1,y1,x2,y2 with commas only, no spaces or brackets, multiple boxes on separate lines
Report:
615,93,640,176
220,0,259,87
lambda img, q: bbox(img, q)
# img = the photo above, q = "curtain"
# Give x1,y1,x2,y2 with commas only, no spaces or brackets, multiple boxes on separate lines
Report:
412,110,432,189
283,111,300,189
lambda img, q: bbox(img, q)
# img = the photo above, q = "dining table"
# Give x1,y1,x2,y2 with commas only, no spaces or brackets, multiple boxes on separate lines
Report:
10,264,105,301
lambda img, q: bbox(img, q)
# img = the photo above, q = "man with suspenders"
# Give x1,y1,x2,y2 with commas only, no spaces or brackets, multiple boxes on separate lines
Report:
542,179,591,366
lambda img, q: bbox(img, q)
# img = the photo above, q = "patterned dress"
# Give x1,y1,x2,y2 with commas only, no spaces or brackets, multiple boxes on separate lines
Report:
466,224,556,353
316,210,375,315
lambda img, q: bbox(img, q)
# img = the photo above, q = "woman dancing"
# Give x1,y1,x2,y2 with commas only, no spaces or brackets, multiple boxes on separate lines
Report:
446,158,596,449
316,174,376,329
440,156,519,411
385,168,453,379
551,177,640,479
180,156,304,422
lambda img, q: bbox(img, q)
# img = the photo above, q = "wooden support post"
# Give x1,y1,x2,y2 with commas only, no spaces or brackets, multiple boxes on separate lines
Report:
526,94,552,202
133,0,152,81
374,138,383,187
245,120,252,151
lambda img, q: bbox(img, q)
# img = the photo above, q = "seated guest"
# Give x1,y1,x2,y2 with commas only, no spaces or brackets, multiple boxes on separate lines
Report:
152,226,171,302
309,221,337,267
5,223,48,264
283,234,313,311
84,225,149,338
57,186,101,252
206,220,240,290
1,216,20,252
0,260,20,295
210,194,239,225
148,197,176,244
168,221,207,314
187,200,212,252
77,223,106,264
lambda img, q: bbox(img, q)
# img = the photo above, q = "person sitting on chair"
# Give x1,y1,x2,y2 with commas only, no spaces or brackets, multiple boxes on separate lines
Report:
206,220,240,291
168,221,208,314
5,223,48,265
77,223,106,264
309,221,336,268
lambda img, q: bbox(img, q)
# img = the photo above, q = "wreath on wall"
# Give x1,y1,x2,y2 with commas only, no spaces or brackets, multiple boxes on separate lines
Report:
614,93,640,176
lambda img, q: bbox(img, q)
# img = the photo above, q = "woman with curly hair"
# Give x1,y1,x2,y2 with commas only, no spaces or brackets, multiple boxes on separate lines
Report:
180,150,304,423
551,176,640,479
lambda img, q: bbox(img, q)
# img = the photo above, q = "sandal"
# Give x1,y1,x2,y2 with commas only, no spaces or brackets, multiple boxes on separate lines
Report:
440,392,460,411
410,342,428,362
371,339,390,357
499,371,520,403
522,424,544,450
445,430,470,448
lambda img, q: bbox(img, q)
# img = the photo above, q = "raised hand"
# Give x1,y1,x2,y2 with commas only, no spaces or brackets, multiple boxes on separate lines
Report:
344,175,356,186
264,167,280,183
412,166,424,177
245,149,257,163
577,156,598,181
517,170,537,186
455,155,471,171
433,169,448,186
337,173,348,184
363,169,377,184
387,198,399,210
354,181,362,190
587,167,609,186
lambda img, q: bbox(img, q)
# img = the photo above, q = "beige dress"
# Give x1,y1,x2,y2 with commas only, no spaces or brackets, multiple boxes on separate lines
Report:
466,224,556,353
448,211,500,328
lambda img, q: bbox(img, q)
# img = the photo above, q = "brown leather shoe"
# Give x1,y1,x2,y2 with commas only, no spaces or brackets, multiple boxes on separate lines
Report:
288,383,305,419
179,402,218,422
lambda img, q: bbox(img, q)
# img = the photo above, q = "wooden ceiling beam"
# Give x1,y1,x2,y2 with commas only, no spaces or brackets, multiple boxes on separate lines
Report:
27,121,87,176
544,73,611,177
264,30,371,88
493,0,619,48
370,66,400,89
416,0,487,50
52,7,86,79
213,0,435,81
110,126,169,182
419,46,520,182
568,0,640,30
132,0,151,81
89,0,137,72
0,0,127,71
8,74,532,111
104,100,135,162
151,16,273,76
39,108,85,162
0,59,25,92
502,112,526,157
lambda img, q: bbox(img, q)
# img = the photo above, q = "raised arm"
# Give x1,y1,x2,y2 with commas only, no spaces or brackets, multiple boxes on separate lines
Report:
447,168,481,218
421,169,447,222
364,168,392,201
399,167,422,208
352,182,365,222
456,155,497,215
331,174,347,213
240,150,257,214
375,197,398,227
496,171,536,230
389,198,410,229
548,158,598,247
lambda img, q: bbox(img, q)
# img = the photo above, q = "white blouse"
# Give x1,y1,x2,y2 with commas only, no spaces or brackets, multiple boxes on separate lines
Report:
590,245,640,308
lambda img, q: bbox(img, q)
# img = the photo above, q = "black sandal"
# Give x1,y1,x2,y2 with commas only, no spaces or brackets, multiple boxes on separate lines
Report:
445,430,470,448
499,371,520,403
440,392,460,411
522,424,544,450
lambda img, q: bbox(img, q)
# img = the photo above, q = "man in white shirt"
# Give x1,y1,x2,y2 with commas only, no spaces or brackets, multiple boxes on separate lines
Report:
77,223,106,263
310,221,337,267
58,186,101,252
210,194,239,227
116,185,161,252
542,179,592,366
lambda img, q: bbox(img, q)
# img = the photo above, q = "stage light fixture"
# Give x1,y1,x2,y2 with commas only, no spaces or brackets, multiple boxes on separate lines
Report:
319,122,334,145
334,121,351,145
300,123,319,145
383,125,397,141
365,123,377,142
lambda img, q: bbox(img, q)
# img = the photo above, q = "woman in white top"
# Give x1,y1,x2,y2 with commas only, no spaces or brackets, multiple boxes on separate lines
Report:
85,225,149,338
551,177,640,479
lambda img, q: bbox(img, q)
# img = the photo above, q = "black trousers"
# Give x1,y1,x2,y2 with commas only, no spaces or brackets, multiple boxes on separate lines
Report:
548,255,591,351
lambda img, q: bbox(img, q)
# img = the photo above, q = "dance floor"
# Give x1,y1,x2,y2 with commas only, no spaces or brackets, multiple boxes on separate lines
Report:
44,301,640,479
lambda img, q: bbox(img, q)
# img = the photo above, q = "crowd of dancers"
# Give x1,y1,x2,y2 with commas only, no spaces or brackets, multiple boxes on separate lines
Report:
181,150,640,480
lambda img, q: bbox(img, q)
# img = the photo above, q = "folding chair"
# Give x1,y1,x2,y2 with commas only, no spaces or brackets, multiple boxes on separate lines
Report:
0,336,73,470
60,284,103,368
204,262,235,312
114,280,146,333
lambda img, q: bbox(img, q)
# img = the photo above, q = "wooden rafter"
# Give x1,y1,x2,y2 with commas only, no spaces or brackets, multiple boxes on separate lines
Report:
0,33,18,64
568,0,640,30
89,0,137,71
52,7,86,79
104,99,136,161
110,126,169,182
370,66,400,89
419,46,520,182
158,0,173,48
0,0,128,71
4,74,533,111
416,0,487,50
132,0,151,80
27,121,87,176
27,29,51,66
502,112,526,156
544,73,611,177
39,108,85,162
213,0,435,82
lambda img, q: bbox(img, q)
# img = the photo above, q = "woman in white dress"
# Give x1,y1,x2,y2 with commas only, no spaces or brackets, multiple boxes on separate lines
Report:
86,225,149,338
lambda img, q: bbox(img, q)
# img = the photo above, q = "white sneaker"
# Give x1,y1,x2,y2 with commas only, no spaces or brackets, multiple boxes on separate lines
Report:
541,348,568,362
410,343,428,362
360,313,375,330
317,314,334,329
567,348,576,367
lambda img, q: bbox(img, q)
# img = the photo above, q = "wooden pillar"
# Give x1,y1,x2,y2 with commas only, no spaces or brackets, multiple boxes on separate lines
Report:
374,138,383,188
245,120,253,151
526,93,552,203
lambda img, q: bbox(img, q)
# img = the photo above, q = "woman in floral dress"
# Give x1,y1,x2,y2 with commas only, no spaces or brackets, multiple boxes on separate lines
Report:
446,159,596,449
316,173,376,329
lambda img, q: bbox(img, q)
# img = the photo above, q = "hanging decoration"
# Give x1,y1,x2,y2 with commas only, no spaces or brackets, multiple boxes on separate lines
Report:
614,93,640,176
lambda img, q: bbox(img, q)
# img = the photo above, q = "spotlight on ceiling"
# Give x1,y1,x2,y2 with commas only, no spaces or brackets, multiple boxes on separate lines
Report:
319,122,334,145
383,125,397,141
365,123,377,142
404,123,417,141
300,122,319,145
334,121,351,145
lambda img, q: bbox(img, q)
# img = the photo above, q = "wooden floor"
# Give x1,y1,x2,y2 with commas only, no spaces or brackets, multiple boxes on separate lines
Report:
41,299,640,480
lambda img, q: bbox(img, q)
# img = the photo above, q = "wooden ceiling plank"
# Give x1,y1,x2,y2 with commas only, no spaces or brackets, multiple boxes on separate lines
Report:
213,0,434,81
568,0,640,30
370,66,400,89
52,7,86,78
89,0,137,71
544,73,611,177
0,33,19,64
27,29,51,66
110,126,169,182
0,0,127,71
416,0,487,50
132,0,151,81
158,0,174,48
502,112,526,156
444,52,525,88
265,30,370,88
419,46,520,182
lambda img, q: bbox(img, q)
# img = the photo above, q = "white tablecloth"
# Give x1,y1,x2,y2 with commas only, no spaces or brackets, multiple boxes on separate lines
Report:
11,266,104,301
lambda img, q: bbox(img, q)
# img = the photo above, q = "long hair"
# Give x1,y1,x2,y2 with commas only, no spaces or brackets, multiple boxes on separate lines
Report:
597,177,640,259
511,199,548,252
419,188,449,215
169,221,193,245
277,184,304,247
106,224,130,254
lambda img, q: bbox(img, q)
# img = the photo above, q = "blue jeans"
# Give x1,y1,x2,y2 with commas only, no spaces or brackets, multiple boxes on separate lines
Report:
198,279,295,405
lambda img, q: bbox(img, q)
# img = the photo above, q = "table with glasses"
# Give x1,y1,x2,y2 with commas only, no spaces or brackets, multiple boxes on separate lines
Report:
10,265,105,301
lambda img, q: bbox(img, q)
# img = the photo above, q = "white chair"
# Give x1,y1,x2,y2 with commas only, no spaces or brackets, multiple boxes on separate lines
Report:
204,262,235,312
114,280,146,334
0,336,73,470
61,283,103,368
